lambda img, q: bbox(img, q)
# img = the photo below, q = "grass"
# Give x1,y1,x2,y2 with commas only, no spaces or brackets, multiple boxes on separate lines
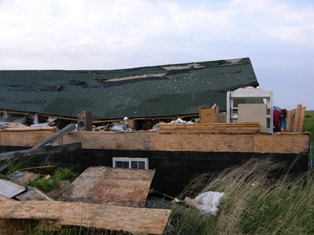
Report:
168,158,314,235
303,110,314,163
29,168,76,193
303,110,314,137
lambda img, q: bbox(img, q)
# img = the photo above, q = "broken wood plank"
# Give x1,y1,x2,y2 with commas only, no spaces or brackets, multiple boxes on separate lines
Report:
0,200,171,234
0,179,26,198
19,165,56,174
60,166,155,207
31,123,76,150
0,142,81,162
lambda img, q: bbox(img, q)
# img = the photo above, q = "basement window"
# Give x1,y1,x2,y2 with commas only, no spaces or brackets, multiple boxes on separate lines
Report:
113,157,148,169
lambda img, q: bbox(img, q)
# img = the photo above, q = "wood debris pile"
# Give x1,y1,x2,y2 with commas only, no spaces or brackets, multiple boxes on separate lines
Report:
0,166,171,234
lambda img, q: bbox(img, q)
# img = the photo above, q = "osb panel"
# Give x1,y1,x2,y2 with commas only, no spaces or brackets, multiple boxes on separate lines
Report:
0,131,59,147
64,132,151,150
0,200,170,235
64,132,254,152
149,134,254,152
254,134,309,153
60,166,155,207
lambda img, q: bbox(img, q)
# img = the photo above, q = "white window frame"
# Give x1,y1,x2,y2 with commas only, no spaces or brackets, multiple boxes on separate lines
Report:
112,157,149,169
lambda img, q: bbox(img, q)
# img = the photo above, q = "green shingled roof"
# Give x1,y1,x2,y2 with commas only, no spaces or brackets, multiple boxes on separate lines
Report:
0,58,258,120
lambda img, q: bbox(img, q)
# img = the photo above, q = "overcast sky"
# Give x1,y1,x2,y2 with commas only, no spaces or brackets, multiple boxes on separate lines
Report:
0,0,313,110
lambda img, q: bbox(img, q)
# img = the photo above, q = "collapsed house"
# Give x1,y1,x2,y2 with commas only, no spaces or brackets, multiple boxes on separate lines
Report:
0,57,309,194
0,57,309,233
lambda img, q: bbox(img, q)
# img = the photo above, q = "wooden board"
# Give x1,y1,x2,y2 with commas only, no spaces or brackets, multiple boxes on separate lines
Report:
297,106,306,132
0,127,56,132
157,122,261,134
286,105,306,132
60,166,155,207
293,105,302,132
286,109,295,132
0,179,25,198
0,200,171,234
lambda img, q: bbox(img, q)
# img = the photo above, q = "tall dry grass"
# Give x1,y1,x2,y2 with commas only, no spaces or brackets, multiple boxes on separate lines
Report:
169,158,314,235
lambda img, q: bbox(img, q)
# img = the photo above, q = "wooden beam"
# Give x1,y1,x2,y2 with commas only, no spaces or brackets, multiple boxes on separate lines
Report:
0,200,171,234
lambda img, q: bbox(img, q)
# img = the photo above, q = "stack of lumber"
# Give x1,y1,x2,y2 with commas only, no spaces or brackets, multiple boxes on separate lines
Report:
157,122,261,134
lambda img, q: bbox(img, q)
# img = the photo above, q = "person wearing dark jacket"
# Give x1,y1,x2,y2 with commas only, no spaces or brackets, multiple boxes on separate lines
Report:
273,108,281,132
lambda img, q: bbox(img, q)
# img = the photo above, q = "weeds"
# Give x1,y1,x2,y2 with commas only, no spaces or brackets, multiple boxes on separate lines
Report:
169,158,314,235
29,168,76,193
5,158,30,174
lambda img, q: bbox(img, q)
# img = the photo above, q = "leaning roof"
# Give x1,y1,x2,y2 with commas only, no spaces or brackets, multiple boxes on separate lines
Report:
0,57,258,120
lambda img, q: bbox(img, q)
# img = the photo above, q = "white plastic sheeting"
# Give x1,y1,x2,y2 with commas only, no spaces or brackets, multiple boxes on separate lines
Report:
184,191,224,215
170,118,194,124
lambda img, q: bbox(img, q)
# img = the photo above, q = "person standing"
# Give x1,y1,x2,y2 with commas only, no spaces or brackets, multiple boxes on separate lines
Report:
273,108,281,132
280,109,287,131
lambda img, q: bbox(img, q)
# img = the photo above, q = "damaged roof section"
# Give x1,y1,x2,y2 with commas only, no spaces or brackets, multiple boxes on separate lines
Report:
0,57,258,120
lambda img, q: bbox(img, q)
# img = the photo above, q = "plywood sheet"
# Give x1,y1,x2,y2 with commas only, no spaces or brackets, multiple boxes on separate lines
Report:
0,200,171,234
60,166,155,207
0,179,25,198
0,131,60,147
254,134,309,153
150,133,254,152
